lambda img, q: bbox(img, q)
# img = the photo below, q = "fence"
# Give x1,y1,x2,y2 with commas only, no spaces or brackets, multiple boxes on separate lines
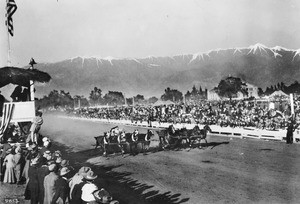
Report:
62,116,300,143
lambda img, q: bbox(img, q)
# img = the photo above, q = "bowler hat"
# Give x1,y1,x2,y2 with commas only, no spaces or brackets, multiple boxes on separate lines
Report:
48,163,57,172
78,166,91,176
60,167,71,176
84,171,98,180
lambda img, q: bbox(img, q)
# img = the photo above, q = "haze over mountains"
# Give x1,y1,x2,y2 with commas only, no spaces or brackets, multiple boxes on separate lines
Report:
35,43,300,98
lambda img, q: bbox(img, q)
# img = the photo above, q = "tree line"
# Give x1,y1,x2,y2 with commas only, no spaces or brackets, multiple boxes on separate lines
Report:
36,77,300,109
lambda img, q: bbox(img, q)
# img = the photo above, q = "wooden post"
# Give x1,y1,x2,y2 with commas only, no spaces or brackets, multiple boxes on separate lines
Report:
290,93,294,117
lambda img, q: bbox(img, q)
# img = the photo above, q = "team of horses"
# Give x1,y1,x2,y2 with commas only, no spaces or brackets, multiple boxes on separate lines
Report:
94,124,212,156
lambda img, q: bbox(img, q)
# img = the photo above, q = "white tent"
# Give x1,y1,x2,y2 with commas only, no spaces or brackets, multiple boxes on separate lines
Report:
152,100,175,106
269,90,288,98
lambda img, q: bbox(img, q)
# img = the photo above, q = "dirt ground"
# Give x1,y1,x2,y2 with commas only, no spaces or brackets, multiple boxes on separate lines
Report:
1,113,300,204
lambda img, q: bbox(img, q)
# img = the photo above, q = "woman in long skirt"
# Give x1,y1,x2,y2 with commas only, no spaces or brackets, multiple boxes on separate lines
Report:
3,149,16,184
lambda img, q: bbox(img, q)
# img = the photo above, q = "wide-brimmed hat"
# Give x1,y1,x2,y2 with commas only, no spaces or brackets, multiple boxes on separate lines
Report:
60,159,69,167
48,163,57,172
31,157,39,165
84,170,98,180
44,150,51,155
56,157,62,164
54,150,62,156
42,137,49,142
15,147,22,154
78,166,91,176
60,167,71,176
43,140,50,146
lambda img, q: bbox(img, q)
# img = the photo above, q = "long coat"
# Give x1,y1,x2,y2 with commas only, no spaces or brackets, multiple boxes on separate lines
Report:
44,172,59,204
52,176,70,204
25,165,39,204
0,143,12,178
3,153,15,183
37,165,50,204
13,152,25,182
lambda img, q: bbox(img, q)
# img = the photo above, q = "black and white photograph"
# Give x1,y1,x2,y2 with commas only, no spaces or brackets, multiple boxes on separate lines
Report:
1,0,300,203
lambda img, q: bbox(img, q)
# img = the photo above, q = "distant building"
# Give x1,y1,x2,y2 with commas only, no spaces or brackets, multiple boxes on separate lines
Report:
207,89,220,101
207,83,259,101
246,83,258,98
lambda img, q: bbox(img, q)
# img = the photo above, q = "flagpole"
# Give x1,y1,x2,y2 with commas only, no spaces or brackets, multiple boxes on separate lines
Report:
6,0,11,66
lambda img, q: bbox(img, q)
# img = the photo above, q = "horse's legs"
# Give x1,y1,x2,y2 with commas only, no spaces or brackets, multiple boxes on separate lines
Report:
103,144,107,156
198,139,203,149
118,144,125,157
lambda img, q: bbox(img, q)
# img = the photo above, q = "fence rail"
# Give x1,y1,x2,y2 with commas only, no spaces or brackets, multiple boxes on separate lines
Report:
62,116,300,143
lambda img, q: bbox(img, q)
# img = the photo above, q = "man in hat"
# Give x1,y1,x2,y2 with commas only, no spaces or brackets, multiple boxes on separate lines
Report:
286,118,299,144
70,166,91,204
0,138,12,181
24,157,40,203
81,171,99,203
37,155,50,204
39,137,51,156
44,163,59,204
13,146,25,185
52,166,71,203
29,110,43,143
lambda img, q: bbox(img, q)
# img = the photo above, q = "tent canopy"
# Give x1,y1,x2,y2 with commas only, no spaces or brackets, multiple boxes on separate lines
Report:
152,99,175,106
269,90,288,98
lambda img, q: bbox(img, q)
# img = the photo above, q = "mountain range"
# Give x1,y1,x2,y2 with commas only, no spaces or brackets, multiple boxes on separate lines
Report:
34,43,300,98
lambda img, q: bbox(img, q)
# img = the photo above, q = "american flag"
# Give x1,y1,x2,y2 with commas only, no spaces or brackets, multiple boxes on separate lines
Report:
5,0,18,37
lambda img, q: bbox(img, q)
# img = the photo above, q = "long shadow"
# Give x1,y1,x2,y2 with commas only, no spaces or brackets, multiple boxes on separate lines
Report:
51,141,189,204
201,141,230,149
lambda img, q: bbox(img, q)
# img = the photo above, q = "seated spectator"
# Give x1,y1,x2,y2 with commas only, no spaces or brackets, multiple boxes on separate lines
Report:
81,171,99,203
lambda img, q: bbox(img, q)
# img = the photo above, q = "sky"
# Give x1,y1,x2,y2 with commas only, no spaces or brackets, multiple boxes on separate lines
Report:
1,0,300,67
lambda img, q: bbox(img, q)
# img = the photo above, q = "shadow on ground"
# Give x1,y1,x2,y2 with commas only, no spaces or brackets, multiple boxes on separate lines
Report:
53,141,189,204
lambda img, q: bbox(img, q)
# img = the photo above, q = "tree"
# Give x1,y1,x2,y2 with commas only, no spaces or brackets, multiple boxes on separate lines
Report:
148,96,158,104
161,87,183,102
89,87,102,105
216,76,247,99
103,91,125,105
133,94,145,104
258,88,264,97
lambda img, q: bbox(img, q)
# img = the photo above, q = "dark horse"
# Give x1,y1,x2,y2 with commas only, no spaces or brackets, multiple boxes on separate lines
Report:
186,124,212,148
94,126,127,156
124,129,155,155
157,124,212,150
157,125,185,150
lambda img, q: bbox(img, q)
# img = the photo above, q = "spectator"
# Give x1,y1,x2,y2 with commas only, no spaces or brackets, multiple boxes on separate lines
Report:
0,137,12,181
81,171,99,203
52,166,71,204
3,148,15,184
29,111,44,143
37,157,50,204
24,157,39,203
10,85,23,102
13,146,25,185
44,163,59,204
69,166,91,201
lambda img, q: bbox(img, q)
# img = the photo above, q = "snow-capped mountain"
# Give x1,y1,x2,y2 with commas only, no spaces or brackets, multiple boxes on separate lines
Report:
35,43,300,98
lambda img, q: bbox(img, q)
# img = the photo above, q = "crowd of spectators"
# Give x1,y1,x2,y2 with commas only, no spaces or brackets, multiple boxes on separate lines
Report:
0,136,117,204
67,98,300,131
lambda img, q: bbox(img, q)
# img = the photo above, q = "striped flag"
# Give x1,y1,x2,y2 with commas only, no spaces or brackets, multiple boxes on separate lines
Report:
5,0,18,37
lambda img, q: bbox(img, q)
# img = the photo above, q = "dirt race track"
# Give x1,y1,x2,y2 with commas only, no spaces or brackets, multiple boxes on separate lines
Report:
2,113,300,204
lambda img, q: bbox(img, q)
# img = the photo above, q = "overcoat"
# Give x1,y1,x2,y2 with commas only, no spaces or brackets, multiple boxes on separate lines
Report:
44,171,59,204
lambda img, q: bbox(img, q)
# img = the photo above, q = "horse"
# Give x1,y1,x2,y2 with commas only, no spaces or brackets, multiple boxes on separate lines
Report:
188,124,212,148
157,124,212,150
94,126,127,156
157,125,186,150
124,129,155,155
